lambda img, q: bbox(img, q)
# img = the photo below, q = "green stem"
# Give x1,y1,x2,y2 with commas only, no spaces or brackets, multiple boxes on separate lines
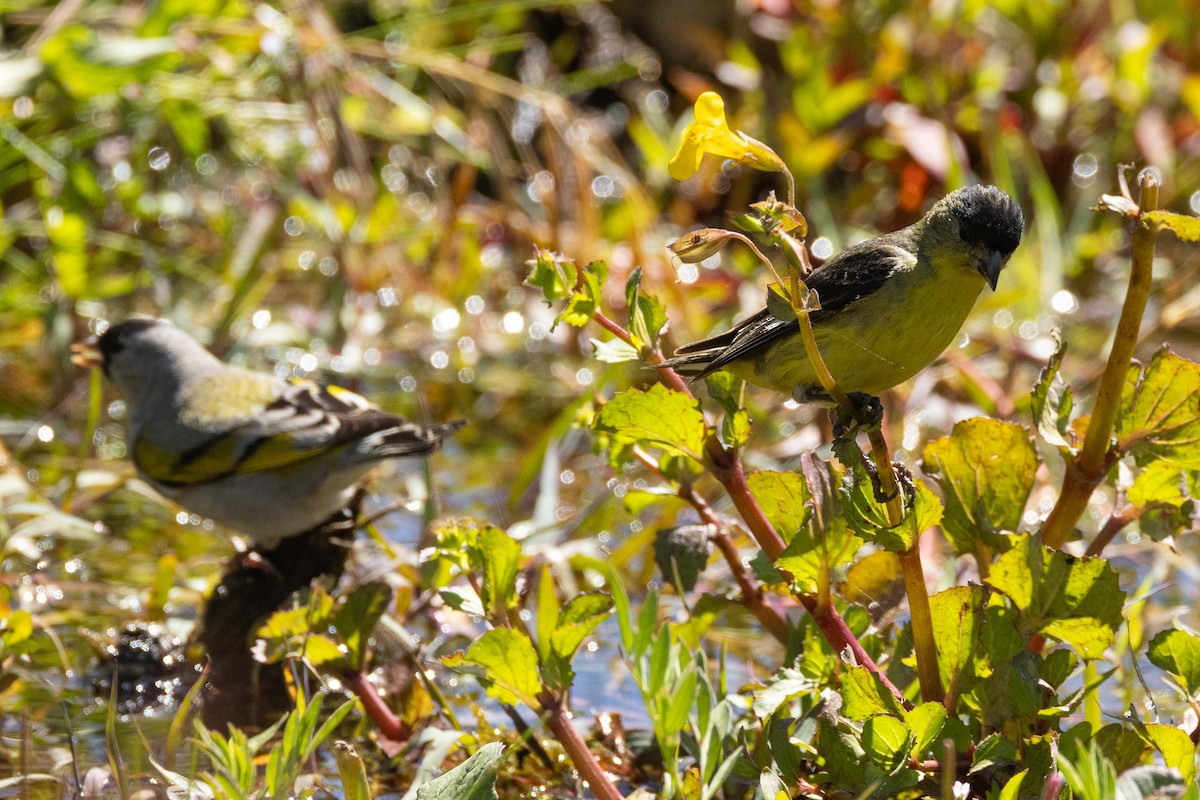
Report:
797,292,942,703
1041,173,1160,550
1084,661,1102,731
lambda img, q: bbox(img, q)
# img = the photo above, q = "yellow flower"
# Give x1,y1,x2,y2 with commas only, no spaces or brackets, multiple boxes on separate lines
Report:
668,92,786,180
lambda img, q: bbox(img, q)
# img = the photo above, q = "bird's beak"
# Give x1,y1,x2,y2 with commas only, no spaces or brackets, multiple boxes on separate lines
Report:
979,251,1005,291
70,337,103,369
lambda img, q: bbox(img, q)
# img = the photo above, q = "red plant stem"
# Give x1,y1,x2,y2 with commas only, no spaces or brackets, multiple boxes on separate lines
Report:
691,491,791,643
342,669,410,742
705,438,905,704
703,438,788,558
594,308,905,704
1084,505,1143,558
540,695,624,800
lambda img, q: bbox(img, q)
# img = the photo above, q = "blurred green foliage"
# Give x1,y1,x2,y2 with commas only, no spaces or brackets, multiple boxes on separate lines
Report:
4,0,1200,797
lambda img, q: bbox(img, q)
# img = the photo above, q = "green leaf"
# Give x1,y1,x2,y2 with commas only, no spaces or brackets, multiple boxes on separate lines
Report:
840,550,904,608
839,665,904,721
861,715,911,773
1117,347,1200,468
162,99,210,158
970,732,1019,773
1147,629,1200,699
750,665,819,718
774,516,861,597
1145,210,1200,241
1093,723,1147,773
746,471,810,542
765,283,797,321
625,266,666,350
985,534,1126,658
1139,723,1196,784
468,526,522,620
921,418,1038,555
903,703,947,759
542,592,614,690
1030,336,1075,449
524,248,577,303
720,407,751,450
590,337,640,363
557,261,608,328
0,609,33,653
333,741,370,800
415,742,505,800
773,455,861,593
839,456,941,553
758,770,788,800
593,384,708,462
41,27,180,99
535,567,558,663
333,583,391,670
444,629,542,707
1128,461,1190,508
929,585,984,699
814,717,919,796
550,593,613,659
832,436,938,552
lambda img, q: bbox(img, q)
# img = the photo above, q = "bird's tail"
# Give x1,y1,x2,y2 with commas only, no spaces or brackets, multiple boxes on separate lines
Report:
654,350,716,380
360,419,466,459
655,327,744,381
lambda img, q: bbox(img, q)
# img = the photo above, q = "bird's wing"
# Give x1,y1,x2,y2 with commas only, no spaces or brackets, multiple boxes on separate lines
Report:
136,377,453,486
663,241,916,380
804,240,916,316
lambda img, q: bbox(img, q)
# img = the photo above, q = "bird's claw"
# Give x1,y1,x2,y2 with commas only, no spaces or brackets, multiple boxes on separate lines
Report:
848,392,884,430
868,461,914,505
832,392,883,442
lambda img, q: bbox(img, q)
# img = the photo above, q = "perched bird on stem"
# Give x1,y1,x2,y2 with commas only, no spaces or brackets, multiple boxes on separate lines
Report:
662,185,1024,402
72,318,464,549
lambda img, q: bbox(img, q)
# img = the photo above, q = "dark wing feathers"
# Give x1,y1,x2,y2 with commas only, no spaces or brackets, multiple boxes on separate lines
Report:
662,239,912,381
266,380,462,457
360,419,467,459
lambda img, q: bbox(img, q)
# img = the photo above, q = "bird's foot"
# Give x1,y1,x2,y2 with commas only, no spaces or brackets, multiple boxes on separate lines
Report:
867,460,914,505
847,392,884,430
832,392,884,442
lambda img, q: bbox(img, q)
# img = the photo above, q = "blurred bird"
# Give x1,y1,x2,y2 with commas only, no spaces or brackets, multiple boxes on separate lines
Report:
72,319,464,549
661,184,1023,401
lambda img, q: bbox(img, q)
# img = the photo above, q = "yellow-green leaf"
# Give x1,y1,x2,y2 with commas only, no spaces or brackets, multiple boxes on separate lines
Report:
922,418,1037,555
593,384,708,462
930,585,984,698
444,629,542,707
746,471,810,542
1117,347,1200,468
1147,629,1200,699
986,534,1125,659
1145,210,1200,242
861,714,911,773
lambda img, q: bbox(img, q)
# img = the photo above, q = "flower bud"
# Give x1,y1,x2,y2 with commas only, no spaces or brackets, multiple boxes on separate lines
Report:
668,228,736,263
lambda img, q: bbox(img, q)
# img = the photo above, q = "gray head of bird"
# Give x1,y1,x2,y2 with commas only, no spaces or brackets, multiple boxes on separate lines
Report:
71,318,222,399
926,184,1024,291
